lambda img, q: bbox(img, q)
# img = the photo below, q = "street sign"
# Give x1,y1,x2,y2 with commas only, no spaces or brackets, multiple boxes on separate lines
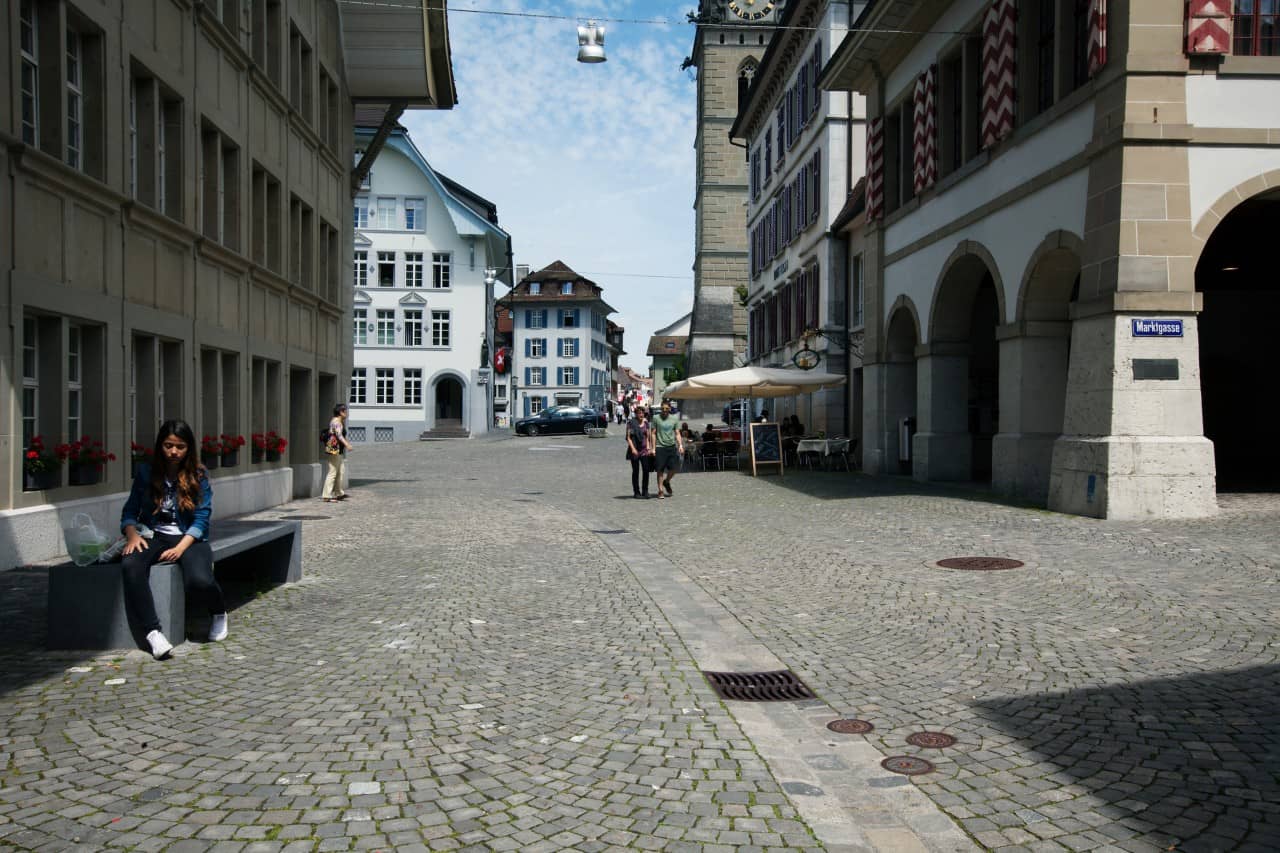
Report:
1131,318,1183,337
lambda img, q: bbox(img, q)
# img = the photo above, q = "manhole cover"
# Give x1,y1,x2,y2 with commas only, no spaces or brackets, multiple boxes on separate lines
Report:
906,731,956,749
827,718,875,734
936,557,1025,571
881,755,935,775
703,670,817,702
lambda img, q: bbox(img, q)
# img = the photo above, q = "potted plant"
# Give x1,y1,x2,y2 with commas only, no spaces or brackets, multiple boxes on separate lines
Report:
62,436,116,486
220,433,245,467
130,441,153,479
251,432,265,464
200,434,222,469
262,430,288,462
23,435,62,491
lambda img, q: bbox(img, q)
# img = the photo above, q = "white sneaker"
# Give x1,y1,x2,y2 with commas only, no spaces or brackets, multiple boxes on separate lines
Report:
209,613,229,642
146,630,173,660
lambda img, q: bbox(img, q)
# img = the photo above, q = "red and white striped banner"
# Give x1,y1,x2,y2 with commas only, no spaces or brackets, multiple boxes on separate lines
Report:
912,65,938,194
866,116,884,221
1186,0,1232,54
981,0,1017,150
1088,0,1107,76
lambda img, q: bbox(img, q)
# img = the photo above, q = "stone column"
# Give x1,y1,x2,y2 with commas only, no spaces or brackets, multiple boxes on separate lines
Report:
913,345,970,481
993,322,1069,503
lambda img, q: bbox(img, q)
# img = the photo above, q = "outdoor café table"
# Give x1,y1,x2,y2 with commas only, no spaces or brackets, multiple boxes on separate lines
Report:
795,438,832,467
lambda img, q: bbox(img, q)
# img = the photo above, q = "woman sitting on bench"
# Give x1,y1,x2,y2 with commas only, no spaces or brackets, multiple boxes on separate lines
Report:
120,419,227,660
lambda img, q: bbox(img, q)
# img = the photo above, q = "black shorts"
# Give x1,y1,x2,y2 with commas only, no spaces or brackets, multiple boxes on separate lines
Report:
654,445,680,473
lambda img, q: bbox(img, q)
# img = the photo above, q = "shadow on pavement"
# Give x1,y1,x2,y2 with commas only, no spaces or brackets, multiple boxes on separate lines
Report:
973,665,1280,850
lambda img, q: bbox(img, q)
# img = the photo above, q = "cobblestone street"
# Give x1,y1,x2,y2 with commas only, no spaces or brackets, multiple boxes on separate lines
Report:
2,433,1278,852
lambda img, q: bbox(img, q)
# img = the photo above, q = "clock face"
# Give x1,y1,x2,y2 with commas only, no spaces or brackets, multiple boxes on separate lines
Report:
728,0,775,21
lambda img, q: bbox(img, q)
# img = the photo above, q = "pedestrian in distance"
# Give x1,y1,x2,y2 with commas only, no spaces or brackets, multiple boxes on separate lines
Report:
651,400,684,499
119,419,227,660
322,402,354,502
626,406,653,499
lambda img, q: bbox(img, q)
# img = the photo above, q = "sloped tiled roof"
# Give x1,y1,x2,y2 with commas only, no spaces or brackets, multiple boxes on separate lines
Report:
647,335,688,356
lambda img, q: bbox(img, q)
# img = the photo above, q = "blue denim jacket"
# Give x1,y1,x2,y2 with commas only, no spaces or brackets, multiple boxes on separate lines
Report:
120,463,214,541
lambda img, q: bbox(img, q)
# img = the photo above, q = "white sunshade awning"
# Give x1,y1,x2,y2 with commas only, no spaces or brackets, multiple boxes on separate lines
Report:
664,366,847,400
341,0,457,109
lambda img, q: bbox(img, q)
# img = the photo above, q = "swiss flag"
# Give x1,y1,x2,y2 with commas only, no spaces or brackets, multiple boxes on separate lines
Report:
494,347,509,374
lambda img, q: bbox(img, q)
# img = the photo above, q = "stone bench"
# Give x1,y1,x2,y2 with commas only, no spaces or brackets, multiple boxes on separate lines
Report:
46,519,301,650
586,427,608,438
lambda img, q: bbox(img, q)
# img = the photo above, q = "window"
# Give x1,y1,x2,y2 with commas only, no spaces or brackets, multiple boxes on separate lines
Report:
528,309,546,329
376,310,395,346
561,309,578,328
495,383,507,399
353,308,368,345
377,251,395,287
19,0,38,146
21,317,38,448
561,282,574,295
289,196,312,288
529,367,545,386
252,163,281,270
199,349,240,448
66,29,83,170
350,368,367,403
405,199,424,230
530,338,545,358
353,198,369,228
1036,0,1056,114
404,309,423,346
354,250,368,287
319,221,340,303
130,332,181,446
764,132,772,182
375,368,394,404
67,325,82,439
530,395,545,414
562,338,578,357
404,369,422,405
202,122,240,250
1070,0,1091,88
851,252,864,328
1235,1,1280,55
432,253,451,289
251,0,284,87
431,311,451,347
561,367,579,385
405,253,424,287
375,197,396,229
289,25,313,123
529,282,542,295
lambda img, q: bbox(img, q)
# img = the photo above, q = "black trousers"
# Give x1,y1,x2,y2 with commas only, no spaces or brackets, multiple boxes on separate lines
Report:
121,532,224,634
630,455,652,496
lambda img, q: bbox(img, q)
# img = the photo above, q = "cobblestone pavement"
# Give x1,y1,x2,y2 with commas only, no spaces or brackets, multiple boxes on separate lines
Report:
2,432,1278,852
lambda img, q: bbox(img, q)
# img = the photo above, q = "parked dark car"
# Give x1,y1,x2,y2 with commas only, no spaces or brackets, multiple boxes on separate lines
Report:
514,406,607,436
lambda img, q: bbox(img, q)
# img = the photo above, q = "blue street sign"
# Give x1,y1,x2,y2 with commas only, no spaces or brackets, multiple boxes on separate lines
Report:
1131,318,1183,337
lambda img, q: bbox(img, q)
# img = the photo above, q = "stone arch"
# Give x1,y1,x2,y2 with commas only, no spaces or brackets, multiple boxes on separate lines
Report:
881,294,922,361
737,56,760,79
928,239,1007,341
882,298,920,475
428,369,469,433
1191,168,1280,260
1015,230,1084,323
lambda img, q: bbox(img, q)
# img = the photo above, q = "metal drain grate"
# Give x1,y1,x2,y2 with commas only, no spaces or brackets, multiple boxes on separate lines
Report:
906,731,957,749
703,670,816,702
827,718,875,734
936,557,1025,571
591,529,628,535
881,755,935,775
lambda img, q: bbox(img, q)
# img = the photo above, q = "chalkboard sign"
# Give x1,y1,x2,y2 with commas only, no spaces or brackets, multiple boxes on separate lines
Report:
749,422,784,477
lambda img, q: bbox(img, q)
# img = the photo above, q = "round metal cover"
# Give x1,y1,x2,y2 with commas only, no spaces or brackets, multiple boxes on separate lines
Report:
906,731,957,749
936,557,1025,571
827,718,875,735
881,755,935,776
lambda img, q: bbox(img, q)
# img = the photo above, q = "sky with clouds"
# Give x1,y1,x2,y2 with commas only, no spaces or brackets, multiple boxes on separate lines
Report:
401,0,701,373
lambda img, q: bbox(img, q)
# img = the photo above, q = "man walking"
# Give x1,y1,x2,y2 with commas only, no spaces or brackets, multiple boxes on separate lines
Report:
651,400,683,500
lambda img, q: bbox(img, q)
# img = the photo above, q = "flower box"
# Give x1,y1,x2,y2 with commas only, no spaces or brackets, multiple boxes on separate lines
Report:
201,452,220,470
59,436,115,485
221,450,239,467
23,469,59,492
266,450,281,463
68,462,102,487
251,447,264,464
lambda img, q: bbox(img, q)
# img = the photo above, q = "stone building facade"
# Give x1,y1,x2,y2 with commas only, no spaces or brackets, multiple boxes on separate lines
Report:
1,0,452,565
686,0,786,416
825,0,1280,518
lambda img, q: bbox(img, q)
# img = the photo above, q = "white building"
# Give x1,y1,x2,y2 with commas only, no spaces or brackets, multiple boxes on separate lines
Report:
507,262,615,417
649,313,692,407
736,0,860,435
349,125,511,439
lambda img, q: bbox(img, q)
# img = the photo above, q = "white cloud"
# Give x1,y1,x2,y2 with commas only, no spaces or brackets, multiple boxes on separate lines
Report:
402,1,702,371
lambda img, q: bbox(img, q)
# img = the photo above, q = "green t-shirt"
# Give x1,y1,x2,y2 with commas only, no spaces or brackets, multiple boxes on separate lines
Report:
653,414,679,448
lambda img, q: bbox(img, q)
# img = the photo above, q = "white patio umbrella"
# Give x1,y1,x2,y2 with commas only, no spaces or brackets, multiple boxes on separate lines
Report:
663,366,846,401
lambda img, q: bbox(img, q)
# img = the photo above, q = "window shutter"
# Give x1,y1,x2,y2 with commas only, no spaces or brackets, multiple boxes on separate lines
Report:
541,396,548,411
524,396,530,416
809,264,820,329
524,367,531,386
811,41,822,120
540,337,547,356
573,309,580,326
811,152,822,222
981,0,1017,149
913,66,938,194
1186,0,1230,55
524,309,531,327
1088,0,1108,74
557,338,563,357
867,116,885,221
556,309,563,328
799,64,809,124
525,339,531,358
556,367,563,385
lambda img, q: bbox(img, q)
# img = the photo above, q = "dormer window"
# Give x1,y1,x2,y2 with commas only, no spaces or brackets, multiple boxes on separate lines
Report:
529,282,541,295
561,281,574,295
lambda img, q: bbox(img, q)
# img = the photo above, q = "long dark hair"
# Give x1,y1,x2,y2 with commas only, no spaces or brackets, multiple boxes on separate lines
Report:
150,419,204,514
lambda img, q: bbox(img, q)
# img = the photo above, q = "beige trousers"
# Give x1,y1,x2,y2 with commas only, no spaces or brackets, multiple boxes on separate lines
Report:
322,452,346,499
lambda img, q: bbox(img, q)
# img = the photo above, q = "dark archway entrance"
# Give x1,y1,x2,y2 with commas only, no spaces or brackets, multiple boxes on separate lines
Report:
884,306,919,474
434,376,464,427
1196,189,1280,490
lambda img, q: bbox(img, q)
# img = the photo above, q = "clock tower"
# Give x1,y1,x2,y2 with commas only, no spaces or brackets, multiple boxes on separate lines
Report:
686,0,782,413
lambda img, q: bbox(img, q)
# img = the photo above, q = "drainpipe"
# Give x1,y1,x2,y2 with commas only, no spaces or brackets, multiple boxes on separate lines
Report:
350,100,408,197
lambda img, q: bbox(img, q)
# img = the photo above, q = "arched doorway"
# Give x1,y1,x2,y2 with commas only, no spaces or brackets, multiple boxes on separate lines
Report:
884,303,919,474
919,249,1002,482
1196,188,1280,490
996,236,1080,502
433,376,465,430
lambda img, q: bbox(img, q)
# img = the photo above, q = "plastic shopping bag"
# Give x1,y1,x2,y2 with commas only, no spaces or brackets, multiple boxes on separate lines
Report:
63,512,115,567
